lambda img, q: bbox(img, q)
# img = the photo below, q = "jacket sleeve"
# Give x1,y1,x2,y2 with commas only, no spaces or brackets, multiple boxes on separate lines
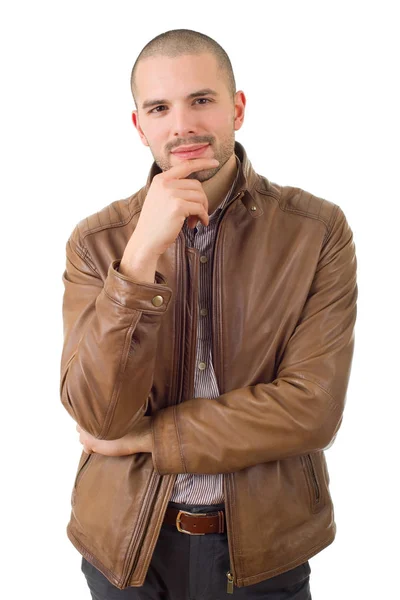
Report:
60,227,173,440
151,206,358,474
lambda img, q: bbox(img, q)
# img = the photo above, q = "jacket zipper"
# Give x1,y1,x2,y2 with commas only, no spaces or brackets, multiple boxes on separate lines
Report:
171,232,186,407
226,570,235,593
186,246,199,399
122,471,161,587
213,192,245,594
211,190,244,392
305,454,320,504
223,473,238,593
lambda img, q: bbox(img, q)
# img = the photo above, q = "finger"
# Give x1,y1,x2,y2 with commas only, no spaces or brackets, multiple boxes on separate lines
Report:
164,158,219,181
184,201,209,227
170,189,207,203
187,215,198,229
167,181,208,211
166,178,204,190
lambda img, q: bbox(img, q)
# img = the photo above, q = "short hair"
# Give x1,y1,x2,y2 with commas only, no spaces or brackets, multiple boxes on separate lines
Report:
130,29,236,108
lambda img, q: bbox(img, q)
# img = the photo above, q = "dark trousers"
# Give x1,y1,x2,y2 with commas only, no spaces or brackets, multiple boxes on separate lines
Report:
81,501,312,600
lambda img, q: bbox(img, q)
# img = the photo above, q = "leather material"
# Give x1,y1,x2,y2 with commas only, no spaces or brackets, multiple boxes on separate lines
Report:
60,141,358,590
163,506,225,534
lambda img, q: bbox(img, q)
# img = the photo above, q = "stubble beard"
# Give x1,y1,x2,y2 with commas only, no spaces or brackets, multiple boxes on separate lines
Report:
150,133,235,182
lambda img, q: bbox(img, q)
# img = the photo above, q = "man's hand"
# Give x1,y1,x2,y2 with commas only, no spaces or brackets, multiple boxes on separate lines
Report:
121,157,219,266
76,417,153,456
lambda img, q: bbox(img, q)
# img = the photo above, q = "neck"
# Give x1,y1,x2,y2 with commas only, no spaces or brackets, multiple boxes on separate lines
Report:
201,153,238,215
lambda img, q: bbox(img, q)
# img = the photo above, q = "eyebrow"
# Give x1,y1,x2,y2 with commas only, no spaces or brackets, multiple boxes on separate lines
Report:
141,88,219,111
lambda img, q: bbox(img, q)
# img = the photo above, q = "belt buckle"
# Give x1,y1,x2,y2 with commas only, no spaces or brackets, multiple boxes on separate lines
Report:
176,509,207,535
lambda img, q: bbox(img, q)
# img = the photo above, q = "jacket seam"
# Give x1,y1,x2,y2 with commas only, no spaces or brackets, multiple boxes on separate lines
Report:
254,185,281,201
282,206,331,227
69,236,100,277
151,420,161,474
231,472,245,582
101,311,142,438
323,203,340,245
80,204,140,241
174,405,187,473
70,203,141,278
293,373,339,411
256,187,334,236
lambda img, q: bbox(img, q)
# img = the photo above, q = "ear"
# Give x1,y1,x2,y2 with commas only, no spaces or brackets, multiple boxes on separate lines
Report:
233,91,246,132
132,110,149,147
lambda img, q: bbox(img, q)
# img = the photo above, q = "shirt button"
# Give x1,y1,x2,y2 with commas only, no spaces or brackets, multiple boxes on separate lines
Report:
198,362,207,370
200,255,208,263
200,308,208,316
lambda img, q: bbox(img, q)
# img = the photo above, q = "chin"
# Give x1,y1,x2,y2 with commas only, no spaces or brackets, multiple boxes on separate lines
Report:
187,166,219,182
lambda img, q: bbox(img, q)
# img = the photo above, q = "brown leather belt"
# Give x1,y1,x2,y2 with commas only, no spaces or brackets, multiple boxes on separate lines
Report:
163,506,225,535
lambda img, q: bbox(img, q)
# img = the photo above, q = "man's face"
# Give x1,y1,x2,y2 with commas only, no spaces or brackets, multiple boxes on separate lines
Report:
132,53,245,182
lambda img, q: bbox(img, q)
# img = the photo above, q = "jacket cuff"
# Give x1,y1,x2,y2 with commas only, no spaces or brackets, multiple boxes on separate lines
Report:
151,405,186,475
103,259,172,313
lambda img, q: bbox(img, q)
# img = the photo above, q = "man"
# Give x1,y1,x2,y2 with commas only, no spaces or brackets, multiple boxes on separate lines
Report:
60,28,357,600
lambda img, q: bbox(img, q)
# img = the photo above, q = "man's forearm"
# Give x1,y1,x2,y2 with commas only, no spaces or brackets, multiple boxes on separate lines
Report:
119,237,160,283
77,416,154,456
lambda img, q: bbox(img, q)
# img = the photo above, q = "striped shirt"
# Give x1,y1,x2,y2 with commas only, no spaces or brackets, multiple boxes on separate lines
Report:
169,155,241,505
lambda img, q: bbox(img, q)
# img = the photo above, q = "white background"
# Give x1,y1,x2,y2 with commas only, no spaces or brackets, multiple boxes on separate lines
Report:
1,1,398,598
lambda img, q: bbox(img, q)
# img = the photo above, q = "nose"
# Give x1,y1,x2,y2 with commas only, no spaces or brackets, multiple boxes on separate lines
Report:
171,105,197,139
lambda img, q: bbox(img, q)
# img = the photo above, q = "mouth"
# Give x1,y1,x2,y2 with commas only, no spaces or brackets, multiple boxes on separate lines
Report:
171,144,210,159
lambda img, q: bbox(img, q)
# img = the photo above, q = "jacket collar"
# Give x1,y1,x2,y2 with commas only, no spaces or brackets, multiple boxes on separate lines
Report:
138,141,260,209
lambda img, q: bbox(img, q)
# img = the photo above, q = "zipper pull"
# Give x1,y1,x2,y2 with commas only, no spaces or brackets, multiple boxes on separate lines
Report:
226,570,234,594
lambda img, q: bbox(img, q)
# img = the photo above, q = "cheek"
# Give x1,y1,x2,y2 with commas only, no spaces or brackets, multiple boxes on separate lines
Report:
142,121,166,144
209,109,234,132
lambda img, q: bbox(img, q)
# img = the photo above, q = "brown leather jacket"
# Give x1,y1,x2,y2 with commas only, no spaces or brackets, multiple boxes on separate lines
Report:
60,141,357,590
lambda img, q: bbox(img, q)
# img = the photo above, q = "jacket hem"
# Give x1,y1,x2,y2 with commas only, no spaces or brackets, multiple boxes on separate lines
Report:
234,532,335,588
67,524,126,589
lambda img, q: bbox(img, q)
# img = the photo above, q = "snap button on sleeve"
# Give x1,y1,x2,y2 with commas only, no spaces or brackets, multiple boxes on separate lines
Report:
106,260,172,312
151,295,164,307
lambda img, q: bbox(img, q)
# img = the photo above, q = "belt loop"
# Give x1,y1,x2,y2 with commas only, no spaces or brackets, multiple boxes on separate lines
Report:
218,510,225,533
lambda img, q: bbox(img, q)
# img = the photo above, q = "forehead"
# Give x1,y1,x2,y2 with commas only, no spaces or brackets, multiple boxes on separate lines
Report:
135,53,223,102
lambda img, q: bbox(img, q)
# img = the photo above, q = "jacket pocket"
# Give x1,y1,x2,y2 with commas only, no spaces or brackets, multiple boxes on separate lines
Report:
302,453,322,513
71,451,95,506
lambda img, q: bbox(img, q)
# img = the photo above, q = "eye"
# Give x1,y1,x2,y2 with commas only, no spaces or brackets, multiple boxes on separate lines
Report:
148,98,212,114
149,105,167,114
